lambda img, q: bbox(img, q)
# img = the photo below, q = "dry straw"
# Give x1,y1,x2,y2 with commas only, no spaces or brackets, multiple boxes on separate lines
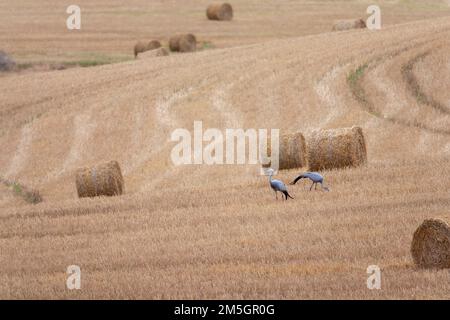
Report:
206,3,233,21
265,132,308,170
307,126,367,171
76,161,124,198
139,47,169,59
169,34,197,53
411,218,450,269
332,19,366,31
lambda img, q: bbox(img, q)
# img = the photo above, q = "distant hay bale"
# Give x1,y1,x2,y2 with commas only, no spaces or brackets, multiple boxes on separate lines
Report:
332,19,366,31
0,51,16,71
264,132,308,170
134,40,162,58
206,3,233,21
169,34,197,53
134,41,147,58
75,161,124,198
139,47,169,59
411,219,450,269
147,40,162,51
307,126,367,171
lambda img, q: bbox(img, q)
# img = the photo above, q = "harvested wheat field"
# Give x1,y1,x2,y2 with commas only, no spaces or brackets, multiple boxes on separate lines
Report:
1,0,450,300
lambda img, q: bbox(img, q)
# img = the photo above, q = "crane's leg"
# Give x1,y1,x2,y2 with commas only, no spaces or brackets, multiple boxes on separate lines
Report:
274,190,278,200
310,182,314,191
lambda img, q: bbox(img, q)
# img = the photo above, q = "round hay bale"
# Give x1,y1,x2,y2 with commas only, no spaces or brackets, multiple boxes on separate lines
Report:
264,132,307,170
75,161,124,198
411,219,450,269
134,41,147,58
169,34,197,53
332,19,366,31
307,126,367,171
139,47,170,59
147,40,162,51
0,51,16,71
206,3,233,21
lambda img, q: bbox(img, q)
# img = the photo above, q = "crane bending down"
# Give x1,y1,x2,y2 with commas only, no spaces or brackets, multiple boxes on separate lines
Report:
267,168,294,200
290,172,330,191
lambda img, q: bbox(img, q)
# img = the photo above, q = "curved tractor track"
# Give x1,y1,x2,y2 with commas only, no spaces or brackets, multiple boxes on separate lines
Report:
1,17,450,299
349,39,450,137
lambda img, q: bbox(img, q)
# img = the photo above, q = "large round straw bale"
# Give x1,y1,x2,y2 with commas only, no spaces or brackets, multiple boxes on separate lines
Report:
169,34,197,52
75,161,124,198
206,3,233,21
147,40,162,51
332,19,366,31
139,47,169,59
0,51,16,71
134,41,147,58
264,132,307,170
411,219,450,269
307,126,367,171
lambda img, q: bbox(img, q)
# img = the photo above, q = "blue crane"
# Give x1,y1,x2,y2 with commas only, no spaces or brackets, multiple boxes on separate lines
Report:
290,172,330,191
266,168,294,200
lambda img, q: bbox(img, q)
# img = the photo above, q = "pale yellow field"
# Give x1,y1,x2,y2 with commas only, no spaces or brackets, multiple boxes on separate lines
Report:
1,0,450,299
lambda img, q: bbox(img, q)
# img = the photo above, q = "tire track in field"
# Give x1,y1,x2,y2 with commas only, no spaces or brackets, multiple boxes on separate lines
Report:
140,80,247,191
401,50,450,116
42,109,97,183
350,39,450,137
123,86,194,175
314,64,349,128
4,123,34,181
126,84,213,182
211,83,243,129
137,86,206,190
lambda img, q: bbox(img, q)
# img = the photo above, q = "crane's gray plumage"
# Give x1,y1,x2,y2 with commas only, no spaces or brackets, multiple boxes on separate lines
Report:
290,172,330,191
266,168,294,200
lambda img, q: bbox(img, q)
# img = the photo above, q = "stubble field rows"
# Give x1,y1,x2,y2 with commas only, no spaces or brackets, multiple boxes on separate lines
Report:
0,0,449,299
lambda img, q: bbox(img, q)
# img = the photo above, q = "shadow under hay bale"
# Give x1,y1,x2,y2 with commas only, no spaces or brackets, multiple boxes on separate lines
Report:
411,218,450,269
169,34,197,53
332,19,366,31
206,3,233,21
0,51,16,71
307,126,367,171
264,132,308,170
75,161,124,198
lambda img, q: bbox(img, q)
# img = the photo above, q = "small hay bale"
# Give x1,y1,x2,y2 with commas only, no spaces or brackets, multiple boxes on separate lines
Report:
169,34,197,53
134,41,147,58
147,40,162,51
75,161,124,198
332,19,366,31
0,51,16,71
264,132,307,170
206,3,233,21
139,47,169,59
307,126,367,171
411,219,450,269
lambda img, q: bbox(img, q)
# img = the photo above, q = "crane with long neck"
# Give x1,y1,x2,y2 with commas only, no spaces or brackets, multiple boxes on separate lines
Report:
290,172,330,191
266,168,294,200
